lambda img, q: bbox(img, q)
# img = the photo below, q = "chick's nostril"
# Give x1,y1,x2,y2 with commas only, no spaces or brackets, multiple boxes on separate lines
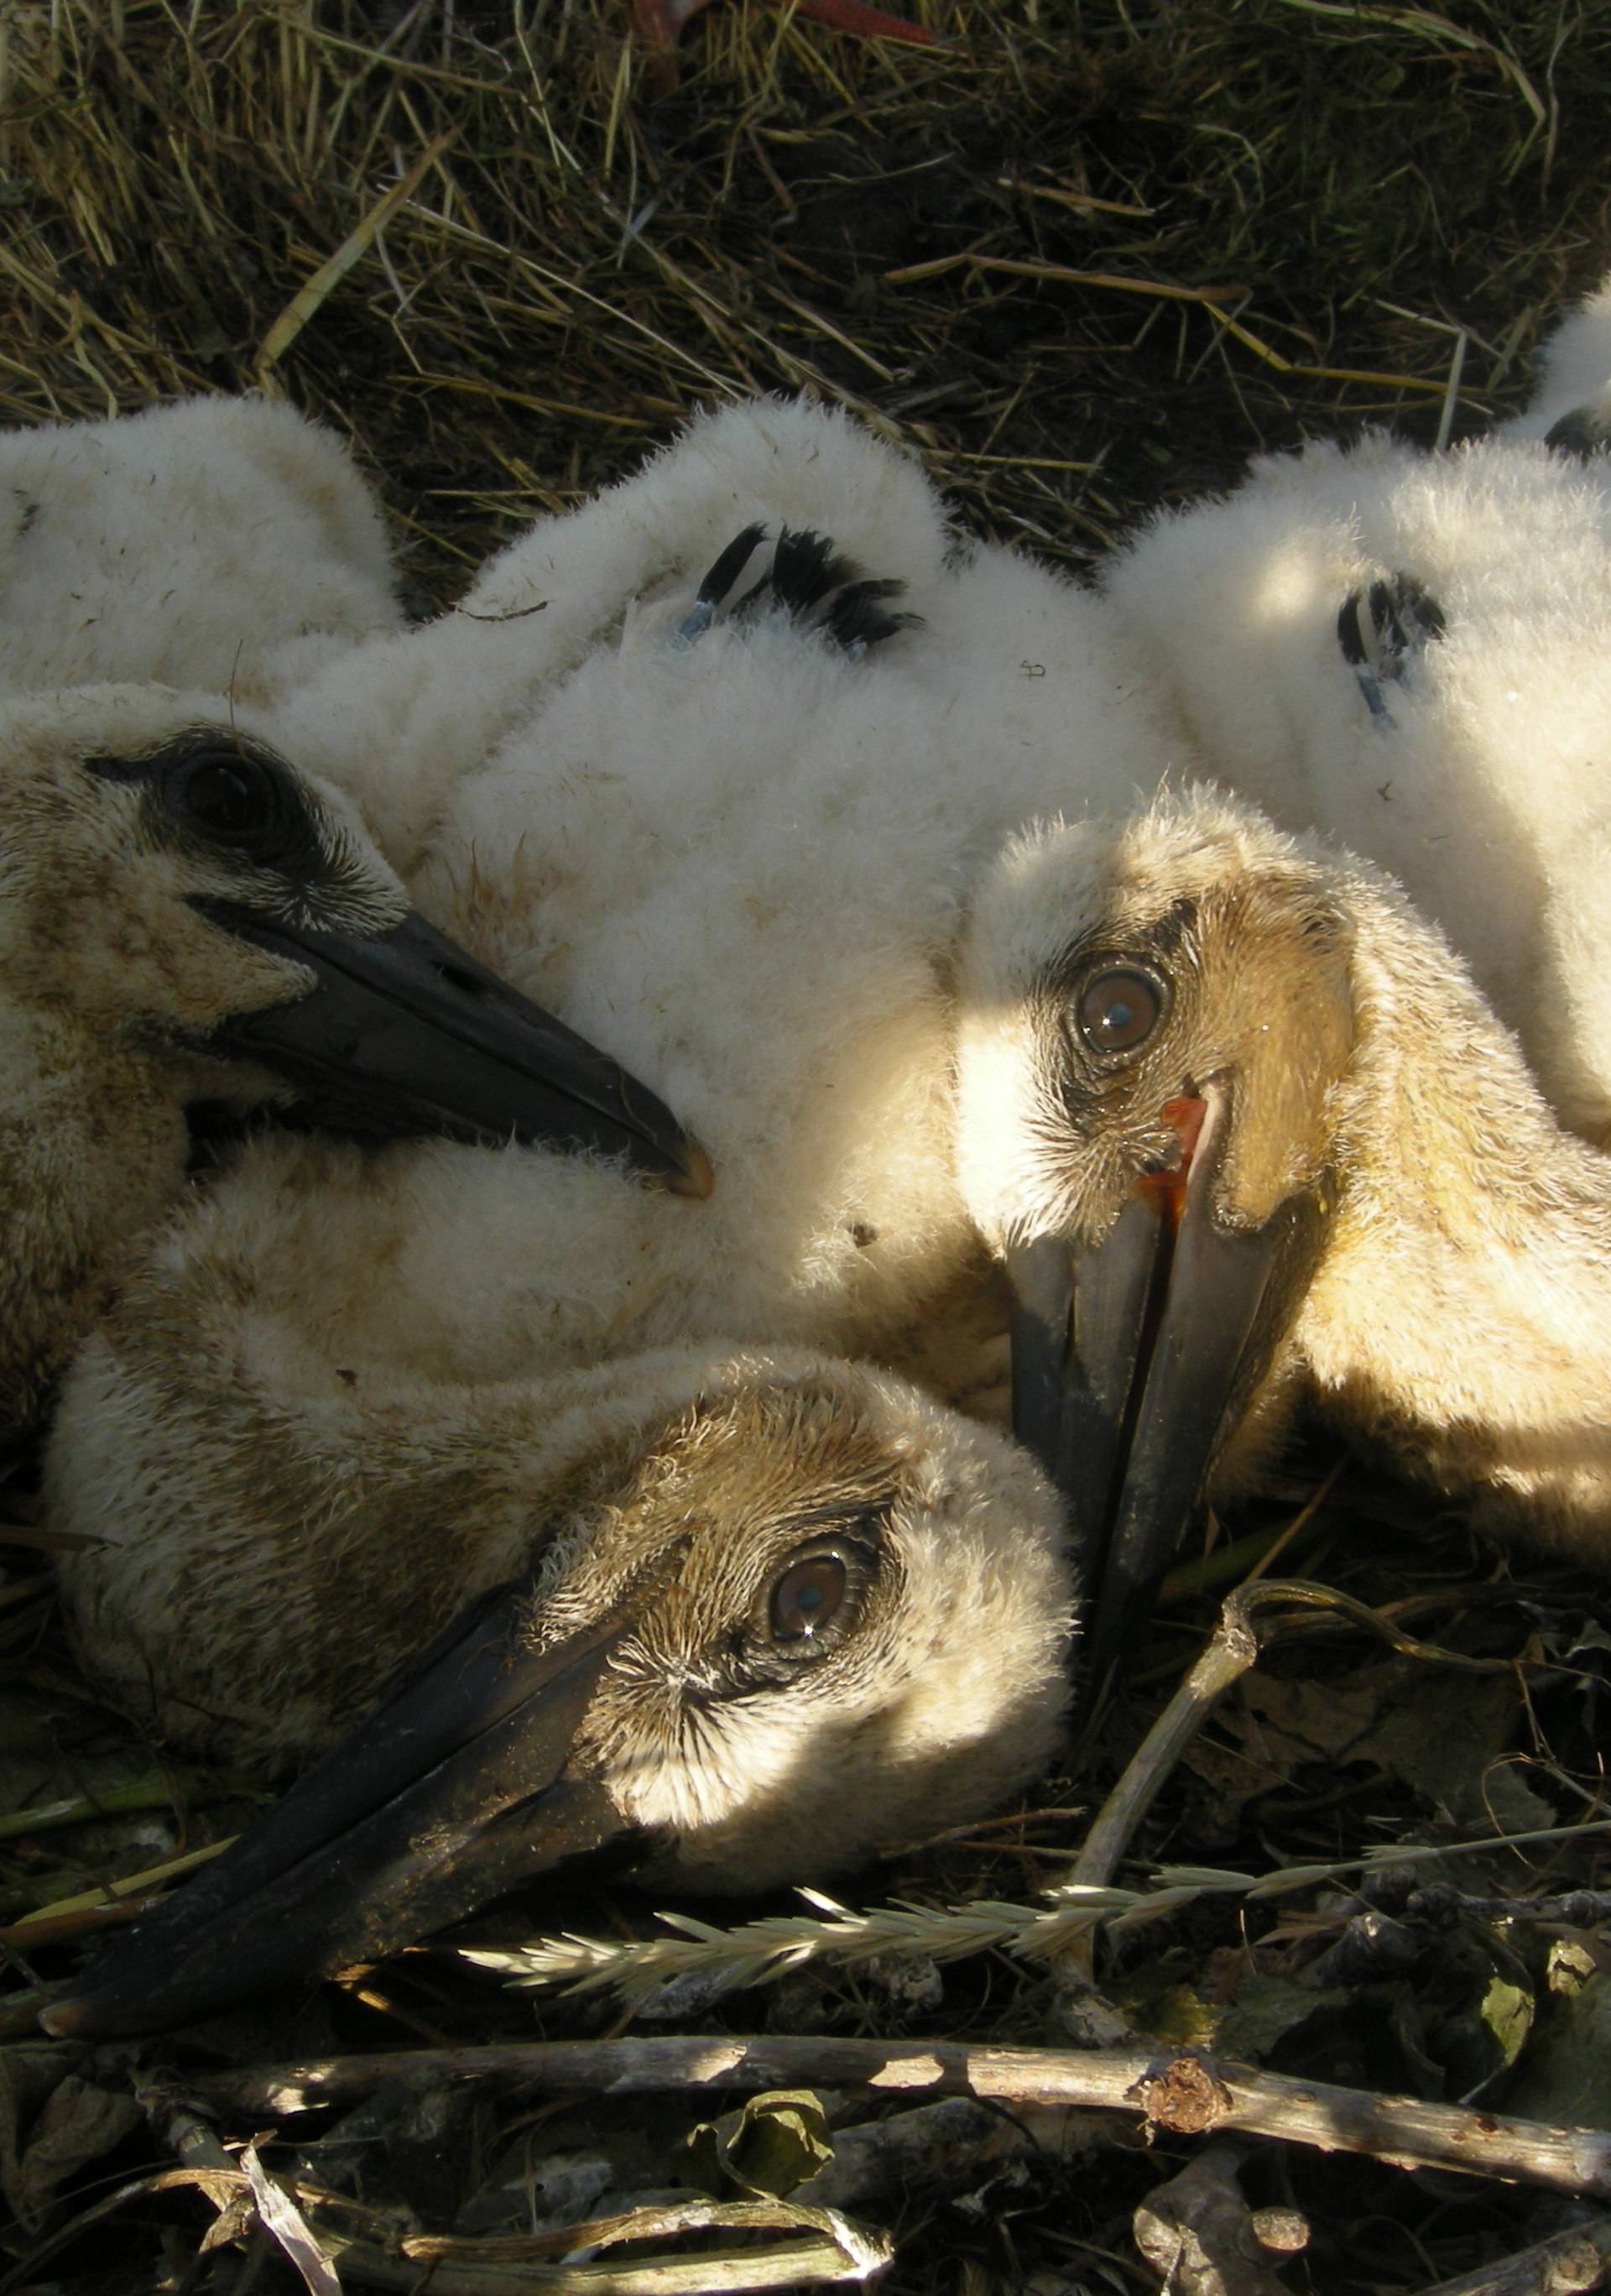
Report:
435,960,490,998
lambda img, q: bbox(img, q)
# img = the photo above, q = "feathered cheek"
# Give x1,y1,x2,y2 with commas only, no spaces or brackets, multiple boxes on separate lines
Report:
601,1697,807,1835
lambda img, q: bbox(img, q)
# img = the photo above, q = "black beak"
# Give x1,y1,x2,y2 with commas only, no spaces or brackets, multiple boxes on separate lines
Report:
192,900,714,1198
1009,1084,1330,1695
40,1573,651,2039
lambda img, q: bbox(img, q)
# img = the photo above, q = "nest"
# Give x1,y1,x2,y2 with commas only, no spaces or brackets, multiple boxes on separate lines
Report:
7,4,1611,2290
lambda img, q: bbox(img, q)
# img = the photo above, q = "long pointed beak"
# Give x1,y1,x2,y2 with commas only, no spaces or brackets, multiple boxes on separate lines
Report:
193,899,714,1198
1009,1084,1330,1694
40,1575,650,2039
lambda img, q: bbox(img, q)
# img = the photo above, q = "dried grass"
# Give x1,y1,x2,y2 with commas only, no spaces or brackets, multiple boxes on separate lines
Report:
8,0,1611,593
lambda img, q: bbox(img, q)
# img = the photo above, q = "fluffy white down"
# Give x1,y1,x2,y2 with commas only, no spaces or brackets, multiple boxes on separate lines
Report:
180,399,1183,1401
269,396,962,871
40,394,1124,1857
1499,272,1611,443
0,396,402,701
1101,412,1611,1137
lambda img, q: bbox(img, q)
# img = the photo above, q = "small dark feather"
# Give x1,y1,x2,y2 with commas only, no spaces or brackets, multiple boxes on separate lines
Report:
695,519,769,608
825,575,918,653
1337,571,1446,681
769,526,860,617
683,523,913,658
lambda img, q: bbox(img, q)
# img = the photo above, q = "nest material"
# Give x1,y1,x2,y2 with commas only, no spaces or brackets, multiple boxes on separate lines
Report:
7,1,1611,596
8,5,1611,2291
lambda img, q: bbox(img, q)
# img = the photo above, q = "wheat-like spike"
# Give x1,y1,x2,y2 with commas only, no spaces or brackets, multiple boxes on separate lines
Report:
461,1814,1611,2004
461,1886,1146,2001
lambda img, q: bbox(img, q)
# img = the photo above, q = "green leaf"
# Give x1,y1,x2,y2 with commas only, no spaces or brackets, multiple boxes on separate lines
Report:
683,2090,835,2201
1215,1974,1353,2062
1505,1973,1611,2128
1480,1975,1533,2069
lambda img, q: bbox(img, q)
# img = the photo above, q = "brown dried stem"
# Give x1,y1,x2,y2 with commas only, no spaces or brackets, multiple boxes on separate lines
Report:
187,2032,1611,2201
1132,2140,1306,2294
1410,2216,1611,2293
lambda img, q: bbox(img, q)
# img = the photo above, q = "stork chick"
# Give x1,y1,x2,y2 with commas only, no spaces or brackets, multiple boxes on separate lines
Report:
0,685,705,1434
1099,402,1611,1141
268,394,958,874
2,396,401,702
957,784,1611,1677
181,425,1177,1418
42,1228,1071,2035
1499,269,1611,452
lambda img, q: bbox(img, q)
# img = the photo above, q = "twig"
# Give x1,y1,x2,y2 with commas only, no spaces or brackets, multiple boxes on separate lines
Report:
1058,1580,1327,1990
1056,1577,1528,1991
257,130,460,375
0,1768,259,1842
0,2165,248,2296
143,2095,340,2296
324,2197,891,2293
3,1835,232,1935
0,1894,170,1949
883,252,1246,300
1069,1589,1267,1901
1410,2215,1611,2293
1435,328,1469,452
1067,1578,1516,1901
1132,2141,1306,2294
183,2033,1611,2200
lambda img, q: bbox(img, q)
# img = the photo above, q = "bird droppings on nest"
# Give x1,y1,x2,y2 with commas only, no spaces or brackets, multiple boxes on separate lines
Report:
8,4,1611,2293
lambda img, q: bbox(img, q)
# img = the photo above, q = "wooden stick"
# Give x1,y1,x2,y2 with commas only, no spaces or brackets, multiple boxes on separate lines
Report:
185,2033,1611,2201
320,2228,882,2294
1410,2215,1611,2293
1068,1579,1515,1902
144,2095,339,2296
1132,2141,1305,2296
324,2200,888,2295
1069,1593,1264,1900
1058,1580,1298,1985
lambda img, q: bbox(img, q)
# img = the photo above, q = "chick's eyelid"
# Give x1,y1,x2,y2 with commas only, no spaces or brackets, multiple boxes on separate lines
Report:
764,1528,878,1593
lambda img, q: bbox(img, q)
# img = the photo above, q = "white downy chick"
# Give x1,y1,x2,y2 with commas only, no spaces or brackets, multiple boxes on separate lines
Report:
1,395,402,702
955,780,1611,1674
44,1222,1071,2035
1101,318,1611,1140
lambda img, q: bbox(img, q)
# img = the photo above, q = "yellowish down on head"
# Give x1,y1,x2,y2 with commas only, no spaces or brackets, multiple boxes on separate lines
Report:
957,783,1611,1599
42,1209,1073,2032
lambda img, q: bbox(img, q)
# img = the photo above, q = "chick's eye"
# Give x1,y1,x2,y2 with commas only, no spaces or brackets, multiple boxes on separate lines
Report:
1077,964,1165,1057
168,751,284,848
770,1551,849,1641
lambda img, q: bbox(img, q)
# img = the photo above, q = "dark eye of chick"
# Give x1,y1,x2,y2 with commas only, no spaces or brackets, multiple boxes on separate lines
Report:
166,749,293,852
1076,963,1167,1057
769,1550,850,1641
